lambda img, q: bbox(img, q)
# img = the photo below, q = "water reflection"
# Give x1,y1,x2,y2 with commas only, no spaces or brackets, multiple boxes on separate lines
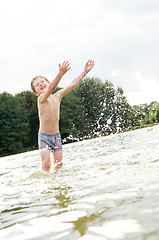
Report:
53,186,71,209
73,214,99,237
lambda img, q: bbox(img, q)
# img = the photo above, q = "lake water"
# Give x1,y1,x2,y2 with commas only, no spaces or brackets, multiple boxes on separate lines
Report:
0,125,159,240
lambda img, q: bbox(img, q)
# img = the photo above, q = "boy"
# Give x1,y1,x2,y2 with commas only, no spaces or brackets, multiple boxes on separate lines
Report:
31,60,94,172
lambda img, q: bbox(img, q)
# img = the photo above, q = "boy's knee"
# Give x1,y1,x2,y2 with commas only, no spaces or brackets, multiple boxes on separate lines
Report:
42,160,51,171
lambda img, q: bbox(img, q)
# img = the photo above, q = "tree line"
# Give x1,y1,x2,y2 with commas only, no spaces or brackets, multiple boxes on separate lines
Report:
0,77,159,157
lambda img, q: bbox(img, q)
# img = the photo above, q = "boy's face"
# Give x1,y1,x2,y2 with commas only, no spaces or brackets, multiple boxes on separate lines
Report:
33,77,49,96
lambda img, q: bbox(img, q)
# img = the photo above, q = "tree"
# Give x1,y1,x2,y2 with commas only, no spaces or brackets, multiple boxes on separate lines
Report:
70,77,137,137
156,105,159,122
133,101,159,125
15,91,39,148
0,92,27,156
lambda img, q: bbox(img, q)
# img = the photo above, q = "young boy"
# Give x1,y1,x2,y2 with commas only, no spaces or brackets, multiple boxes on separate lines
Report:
31,60,94,172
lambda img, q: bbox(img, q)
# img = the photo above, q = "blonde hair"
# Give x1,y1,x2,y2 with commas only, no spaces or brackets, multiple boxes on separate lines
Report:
31,76,50,94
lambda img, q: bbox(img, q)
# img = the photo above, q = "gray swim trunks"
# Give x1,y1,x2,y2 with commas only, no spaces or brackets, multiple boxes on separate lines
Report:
38,132,62,152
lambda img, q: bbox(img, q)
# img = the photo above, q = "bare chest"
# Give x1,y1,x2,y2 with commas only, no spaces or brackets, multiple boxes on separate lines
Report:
38,95,60,118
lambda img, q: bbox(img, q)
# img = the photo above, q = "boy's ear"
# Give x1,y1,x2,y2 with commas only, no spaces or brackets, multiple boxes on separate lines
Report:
34,92,39,96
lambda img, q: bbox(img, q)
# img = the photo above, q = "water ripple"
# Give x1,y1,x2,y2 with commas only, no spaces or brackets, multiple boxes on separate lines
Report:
1,126,159,239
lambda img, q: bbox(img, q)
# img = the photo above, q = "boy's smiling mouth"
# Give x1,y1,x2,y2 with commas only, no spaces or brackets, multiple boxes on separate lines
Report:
41,86,46,90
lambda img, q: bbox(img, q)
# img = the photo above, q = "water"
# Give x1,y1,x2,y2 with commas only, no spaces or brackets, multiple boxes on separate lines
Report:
0,125,159,240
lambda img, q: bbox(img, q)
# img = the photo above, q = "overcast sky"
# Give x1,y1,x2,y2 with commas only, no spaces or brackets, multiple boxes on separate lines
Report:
0,0,159,105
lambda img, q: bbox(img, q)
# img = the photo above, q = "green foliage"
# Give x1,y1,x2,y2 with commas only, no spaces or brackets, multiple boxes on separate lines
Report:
72,78,139,137
0,92,27,156
60,90,84,139
133,101,159,124
1,77,158,157
156,107,159,122
15,91,39,148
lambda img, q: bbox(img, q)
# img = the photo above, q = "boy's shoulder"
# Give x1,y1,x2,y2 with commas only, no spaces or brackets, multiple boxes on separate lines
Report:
38,92,60,104
37,94,47,105
37,94,43,103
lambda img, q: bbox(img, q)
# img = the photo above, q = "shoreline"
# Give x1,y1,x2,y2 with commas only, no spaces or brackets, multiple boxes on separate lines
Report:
1,123,158,158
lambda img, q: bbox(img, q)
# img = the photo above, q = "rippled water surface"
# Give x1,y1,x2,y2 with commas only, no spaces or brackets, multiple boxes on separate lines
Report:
1,125,159,240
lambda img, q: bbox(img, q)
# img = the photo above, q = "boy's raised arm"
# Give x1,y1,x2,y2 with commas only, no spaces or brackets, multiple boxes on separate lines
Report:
57,60,94,99
39,61,71,103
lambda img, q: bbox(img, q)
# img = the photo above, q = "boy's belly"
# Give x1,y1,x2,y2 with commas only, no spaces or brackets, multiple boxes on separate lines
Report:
39,117,59,134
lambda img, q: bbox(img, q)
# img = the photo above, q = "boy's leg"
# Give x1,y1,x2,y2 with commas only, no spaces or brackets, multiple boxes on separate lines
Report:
40,149,51,172
53,149,63,169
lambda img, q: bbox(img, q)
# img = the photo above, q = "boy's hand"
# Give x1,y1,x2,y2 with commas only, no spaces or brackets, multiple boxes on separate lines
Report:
84,59,94,73
59,61,71,75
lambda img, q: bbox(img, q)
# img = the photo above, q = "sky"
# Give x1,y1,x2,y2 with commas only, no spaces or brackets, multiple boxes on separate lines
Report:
0,0,159,105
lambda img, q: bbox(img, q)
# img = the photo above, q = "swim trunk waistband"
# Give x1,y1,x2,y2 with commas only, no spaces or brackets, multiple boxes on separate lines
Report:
39,132,60,137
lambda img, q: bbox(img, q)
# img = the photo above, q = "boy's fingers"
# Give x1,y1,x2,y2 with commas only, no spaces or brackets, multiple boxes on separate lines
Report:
87,59,94,66
60,61,71,71
66,63,71,70
62,60,70,67
66,63,70,69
